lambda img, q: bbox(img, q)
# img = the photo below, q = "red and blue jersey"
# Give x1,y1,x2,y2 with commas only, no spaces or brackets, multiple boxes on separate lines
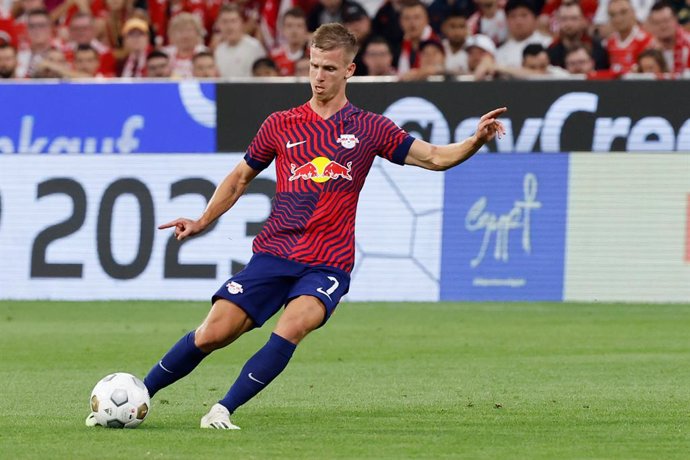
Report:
244,102,414,273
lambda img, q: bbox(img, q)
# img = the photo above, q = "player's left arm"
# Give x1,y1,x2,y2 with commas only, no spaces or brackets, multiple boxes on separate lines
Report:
404,107,507,171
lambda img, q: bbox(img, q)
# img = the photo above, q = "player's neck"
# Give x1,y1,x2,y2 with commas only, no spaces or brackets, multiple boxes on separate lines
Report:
308,96,349,120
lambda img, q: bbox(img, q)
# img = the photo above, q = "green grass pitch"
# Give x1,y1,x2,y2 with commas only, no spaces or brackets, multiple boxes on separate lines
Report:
1,301,689,459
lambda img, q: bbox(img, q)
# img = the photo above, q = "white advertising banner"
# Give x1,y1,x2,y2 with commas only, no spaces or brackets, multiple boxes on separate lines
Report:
565,154,690,302
0,155,443,301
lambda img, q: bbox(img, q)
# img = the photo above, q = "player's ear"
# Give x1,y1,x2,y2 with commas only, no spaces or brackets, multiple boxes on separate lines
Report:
345,62,356,79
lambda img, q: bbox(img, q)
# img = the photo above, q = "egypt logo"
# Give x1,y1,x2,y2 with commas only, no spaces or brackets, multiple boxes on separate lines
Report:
337,134,359,149
289,157,353,182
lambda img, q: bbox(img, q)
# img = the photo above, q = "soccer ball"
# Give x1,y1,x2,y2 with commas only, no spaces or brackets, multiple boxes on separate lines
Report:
90,372,150,428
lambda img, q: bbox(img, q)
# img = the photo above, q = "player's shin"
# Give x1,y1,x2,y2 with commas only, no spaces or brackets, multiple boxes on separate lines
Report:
143,330,209,397
219,333,296,413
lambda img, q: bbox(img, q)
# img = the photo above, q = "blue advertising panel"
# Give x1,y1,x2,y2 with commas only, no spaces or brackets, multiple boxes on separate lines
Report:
0,82,215,153
440,155,569,301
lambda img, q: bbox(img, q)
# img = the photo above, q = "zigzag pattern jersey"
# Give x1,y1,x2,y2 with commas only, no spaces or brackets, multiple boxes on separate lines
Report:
244,102,414,273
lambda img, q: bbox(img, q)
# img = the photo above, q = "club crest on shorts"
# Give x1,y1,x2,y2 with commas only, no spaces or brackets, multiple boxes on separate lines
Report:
226,281,243,294
337,134,359,149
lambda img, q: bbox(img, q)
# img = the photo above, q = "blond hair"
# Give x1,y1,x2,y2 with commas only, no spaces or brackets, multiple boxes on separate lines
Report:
168,12,205,40
311,23,358,62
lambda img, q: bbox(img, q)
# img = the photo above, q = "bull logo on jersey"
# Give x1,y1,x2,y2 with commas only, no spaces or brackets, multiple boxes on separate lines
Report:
289,157,353,182
336,134,359,149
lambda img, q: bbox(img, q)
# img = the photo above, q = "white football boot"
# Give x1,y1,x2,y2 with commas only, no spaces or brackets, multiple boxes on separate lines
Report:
85,412,98,427
200,403,241,430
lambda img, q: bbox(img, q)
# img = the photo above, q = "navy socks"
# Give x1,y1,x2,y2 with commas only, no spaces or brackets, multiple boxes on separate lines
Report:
219,333,296,413
144,331,208,397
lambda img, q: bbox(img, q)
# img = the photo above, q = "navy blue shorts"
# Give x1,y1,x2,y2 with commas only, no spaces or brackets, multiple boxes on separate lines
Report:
212,253,350,328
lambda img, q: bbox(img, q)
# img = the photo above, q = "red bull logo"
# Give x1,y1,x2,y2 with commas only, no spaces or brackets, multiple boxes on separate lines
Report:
289,157,353,183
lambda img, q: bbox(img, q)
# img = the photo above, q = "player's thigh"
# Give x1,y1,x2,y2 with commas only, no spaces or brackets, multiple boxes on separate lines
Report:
286,267,350,327
274,295,329,344
195,299,254,352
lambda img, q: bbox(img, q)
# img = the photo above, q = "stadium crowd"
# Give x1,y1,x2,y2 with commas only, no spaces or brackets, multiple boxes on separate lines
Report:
0,0,688,79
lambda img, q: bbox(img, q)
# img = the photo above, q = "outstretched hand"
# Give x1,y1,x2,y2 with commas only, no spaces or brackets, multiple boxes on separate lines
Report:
158,218,204,241
475,107,507,143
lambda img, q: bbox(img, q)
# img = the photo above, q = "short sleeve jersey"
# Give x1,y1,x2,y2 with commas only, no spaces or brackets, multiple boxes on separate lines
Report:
605,25,653,74
244,102,414,273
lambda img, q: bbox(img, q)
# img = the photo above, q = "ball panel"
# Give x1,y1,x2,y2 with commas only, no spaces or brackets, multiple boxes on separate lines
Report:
110,389,128,406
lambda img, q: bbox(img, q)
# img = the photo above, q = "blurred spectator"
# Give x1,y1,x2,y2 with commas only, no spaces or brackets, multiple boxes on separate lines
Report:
361,35,396,75
635,46,669,71
259,0,294,49
372,0,404,50
8,0,46,48
191,50,218,77
72,43,103,76
64,12,115,76
49,0,95,34
465,32,496,77
0,41,17,77
342,2,373,75
441,11,469,74
428,0,475,34
117,17,149,77
293,55,310,76
605,0,653,74
16,9,58,77
400,38,447,79
98,0,135,50
496,0,552,68
148,0,223,48
548,2,609,69
467,0,508,46
521,42,569,73
269,7,310,76
396,0,439,74
479,41,570,77
252,56,279,76
564,43,595,73
162,12,208,78
0,20,17,49
145,49,171,77
647,1,690,73
594,0,655,38
32,46,68,77
307,0,368,32
214,4,265,78
678,2,690,31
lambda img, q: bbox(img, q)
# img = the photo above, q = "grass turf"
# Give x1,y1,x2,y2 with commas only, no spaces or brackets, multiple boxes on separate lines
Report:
0,301,689,459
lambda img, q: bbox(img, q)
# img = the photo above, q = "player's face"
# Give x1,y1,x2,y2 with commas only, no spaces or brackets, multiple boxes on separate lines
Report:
309,46,355,102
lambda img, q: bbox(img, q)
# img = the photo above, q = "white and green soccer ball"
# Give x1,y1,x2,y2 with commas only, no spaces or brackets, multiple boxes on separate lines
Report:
90,372,150,428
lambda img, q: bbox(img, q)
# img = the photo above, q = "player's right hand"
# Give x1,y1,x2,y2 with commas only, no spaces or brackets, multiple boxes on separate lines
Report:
158,218,204,241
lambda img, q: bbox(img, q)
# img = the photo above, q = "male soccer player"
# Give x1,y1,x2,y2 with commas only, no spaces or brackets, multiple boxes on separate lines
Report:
89,23,505,430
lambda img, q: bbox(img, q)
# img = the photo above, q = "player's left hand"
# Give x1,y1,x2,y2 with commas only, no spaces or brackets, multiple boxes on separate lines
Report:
475,107,507,143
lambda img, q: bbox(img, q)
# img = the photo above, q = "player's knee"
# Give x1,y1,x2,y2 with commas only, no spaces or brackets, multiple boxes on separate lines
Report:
194,324,230,352
276,315,320,344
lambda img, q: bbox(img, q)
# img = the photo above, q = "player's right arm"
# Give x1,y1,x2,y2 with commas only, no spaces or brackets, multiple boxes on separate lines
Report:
158,160,260,241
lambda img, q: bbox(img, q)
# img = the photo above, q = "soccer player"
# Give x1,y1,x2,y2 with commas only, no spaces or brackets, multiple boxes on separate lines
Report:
91,23,505,430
